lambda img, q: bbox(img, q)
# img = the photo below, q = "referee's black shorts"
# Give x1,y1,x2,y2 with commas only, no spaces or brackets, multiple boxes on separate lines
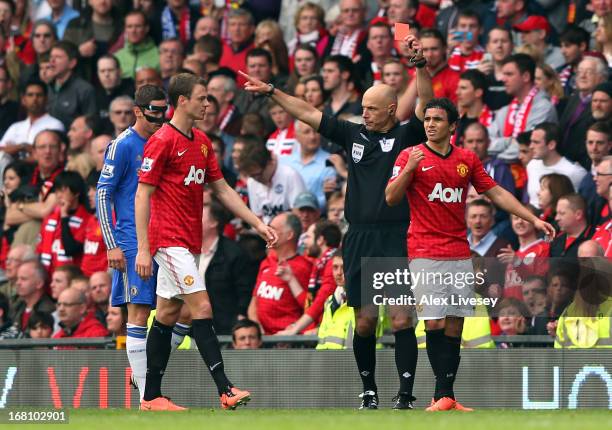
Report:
342,223,408,308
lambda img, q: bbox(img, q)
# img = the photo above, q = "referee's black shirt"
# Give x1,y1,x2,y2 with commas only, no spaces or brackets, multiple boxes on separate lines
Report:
318,114,425,225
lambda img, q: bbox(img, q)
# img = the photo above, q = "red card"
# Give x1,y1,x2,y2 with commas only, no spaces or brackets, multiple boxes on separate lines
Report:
394,22,410,41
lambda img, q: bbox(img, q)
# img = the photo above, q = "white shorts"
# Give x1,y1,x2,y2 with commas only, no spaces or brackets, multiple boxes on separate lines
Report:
154,247,205,300
409,258,476,320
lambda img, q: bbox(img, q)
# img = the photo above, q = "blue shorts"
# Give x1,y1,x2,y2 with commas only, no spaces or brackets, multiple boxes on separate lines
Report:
110,254,158,307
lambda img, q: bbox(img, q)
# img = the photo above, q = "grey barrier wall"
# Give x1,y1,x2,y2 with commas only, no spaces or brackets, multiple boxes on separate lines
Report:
0,349,610,409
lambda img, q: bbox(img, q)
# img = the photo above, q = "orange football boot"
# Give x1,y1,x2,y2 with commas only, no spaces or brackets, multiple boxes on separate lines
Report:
220,387,251,410
425,397,456,411
140,397,187,411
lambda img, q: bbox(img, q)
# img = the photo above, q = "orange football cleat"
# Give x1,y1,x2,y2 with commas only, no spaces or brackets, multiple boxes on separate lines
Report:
425,397,456,412
140,397,187,411
220,387,251,410
453,401,474,412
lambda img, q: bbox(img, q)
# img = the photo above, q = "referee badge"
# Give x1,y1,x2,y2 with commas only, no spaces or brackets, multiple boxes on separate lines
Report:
352,143,365,163
457,163,469,177
379,137,395,152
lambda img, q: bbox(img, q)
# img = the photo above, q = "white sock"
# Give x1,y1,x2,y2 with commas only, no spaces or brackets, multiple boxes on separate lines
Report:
126,324,148,401
171,322,191,352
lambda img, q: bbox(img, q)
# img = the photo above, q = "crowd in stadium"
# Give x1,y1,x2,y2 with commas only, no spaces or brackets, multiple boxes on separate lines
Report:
0,0,610,351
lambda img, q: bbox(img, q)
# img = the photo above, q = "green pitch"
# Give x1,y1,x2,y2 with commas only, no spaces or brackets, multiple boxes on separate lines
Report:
14,409,607,430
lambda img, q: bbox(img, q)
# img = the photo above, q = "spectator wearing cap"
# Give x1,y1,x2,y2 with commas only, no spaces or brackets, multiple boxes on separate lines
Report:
238,140,306,225
219,8,255,83
115,10,160,80
557,25,590,97
206,72,242,137
591,82,612,122
513,16,564,69
53,287,109,340
293,192,322,238
200,200,257,335
558,56,608,169
282,121,337,211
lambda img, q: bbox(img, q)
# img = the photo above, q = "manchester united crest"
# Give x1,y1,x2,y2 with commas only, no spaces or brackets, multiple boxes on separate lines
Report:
457,163,469,177
184,275,195,286
201,144,208,157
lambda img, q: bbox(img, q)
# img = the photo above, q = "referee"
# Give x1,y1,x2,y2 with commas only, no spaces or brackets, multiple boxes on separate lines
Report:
240,34,433,410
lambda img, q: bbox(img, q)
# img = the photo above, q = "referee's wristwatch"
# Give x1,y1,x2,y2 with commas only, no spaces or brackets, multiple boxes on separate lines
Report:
265,83,275,97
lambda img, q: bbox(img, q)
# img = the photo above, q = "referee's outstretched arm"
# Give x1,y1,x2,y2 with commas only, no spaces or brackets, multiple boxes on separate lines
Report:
239,71,323,130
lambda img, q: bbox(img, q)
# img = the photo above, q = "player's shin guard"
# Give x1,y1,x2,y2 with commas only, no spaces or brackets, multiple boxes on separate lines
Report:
171,322,191,352
353,332,377,393
394,328,418,398
425,329,445,400
126,324,148,401
143,319,173,401
192,318,232,395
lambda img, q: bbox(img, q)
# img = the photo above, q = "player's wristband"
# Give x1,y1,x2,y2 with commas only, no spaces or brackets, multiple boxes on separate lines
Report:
265,83,275,97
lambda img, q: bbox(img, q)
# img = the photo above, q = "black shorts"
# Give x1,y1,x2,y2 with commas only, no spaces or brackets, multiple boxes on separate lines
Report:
342,223,408,307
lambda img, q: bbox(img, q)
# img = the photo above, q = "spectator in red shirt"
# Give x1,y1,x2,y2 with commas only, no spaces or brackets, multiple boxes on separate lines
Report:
420,29,459,103
36,171,92,274
448,10,485,74
219,8,255,82
248,212,313,334
53,287,109,339
80,172,108,276
276,220,341,335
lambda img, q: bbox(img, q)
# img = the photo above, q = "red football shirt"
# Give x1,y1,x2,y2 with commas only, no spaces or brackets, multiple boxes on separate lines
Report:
431,65,460,104
81,216,109,277
448,46,485,73
503,239,550,300
139,123,224,256
389,143,497,259
252,253,313,334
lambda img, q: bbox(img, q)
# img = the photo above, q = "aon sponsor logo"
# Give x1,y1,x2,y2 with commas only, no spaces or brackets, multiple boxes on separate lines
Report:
428,183,463,203
256,281,284,300
84,240,100,255
184,165,206,185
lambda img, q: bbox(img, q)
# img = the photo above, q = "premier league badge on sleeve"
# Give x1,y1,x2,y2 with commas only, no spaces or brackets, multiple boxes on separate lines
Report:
352,143,364,163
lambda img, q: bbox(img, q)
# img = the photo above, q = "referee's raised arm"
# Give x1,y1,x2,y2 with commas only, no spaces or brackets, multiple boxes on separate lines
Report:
238,70,323,131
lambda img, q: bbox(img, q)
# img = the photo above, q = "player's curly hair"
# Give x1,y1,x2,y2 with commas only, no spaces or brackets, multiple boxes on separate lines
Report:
423,98,459,124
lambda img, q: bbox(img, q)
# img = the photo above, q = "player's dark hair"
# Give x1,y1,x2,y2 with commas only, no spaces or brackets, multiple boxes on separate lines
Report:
53,171,87,206
467,198,494,215
502,53,536,82
231,318,262,343
135,84,166,107
168,73,207,108
420,28,446,47
459,69,487,93
533,122,561,145
423,97,459,124
237,140,271,170
457,9,481,26
26,311,54,331
559,25,590,47
314,220,342,248
247,48,273,67
588,121,612,140
52,40,79,61
516,130,531,146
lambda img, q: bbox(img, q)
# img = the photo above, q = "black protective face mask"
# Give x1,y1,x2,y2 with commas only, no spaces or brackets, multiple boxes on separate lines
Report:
139,104,167,125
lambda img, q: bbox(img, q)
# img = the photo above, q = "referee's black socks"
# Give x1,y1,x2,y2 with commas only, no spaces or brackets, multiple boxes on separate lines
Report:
143,319,173,401
353,332,377,393
394,327,417,397
192,318,232,395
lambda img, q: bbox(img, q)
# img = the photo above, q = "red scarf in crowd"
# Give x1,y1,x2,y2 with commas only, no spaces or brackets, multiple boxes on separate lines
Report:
503,86,538,138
